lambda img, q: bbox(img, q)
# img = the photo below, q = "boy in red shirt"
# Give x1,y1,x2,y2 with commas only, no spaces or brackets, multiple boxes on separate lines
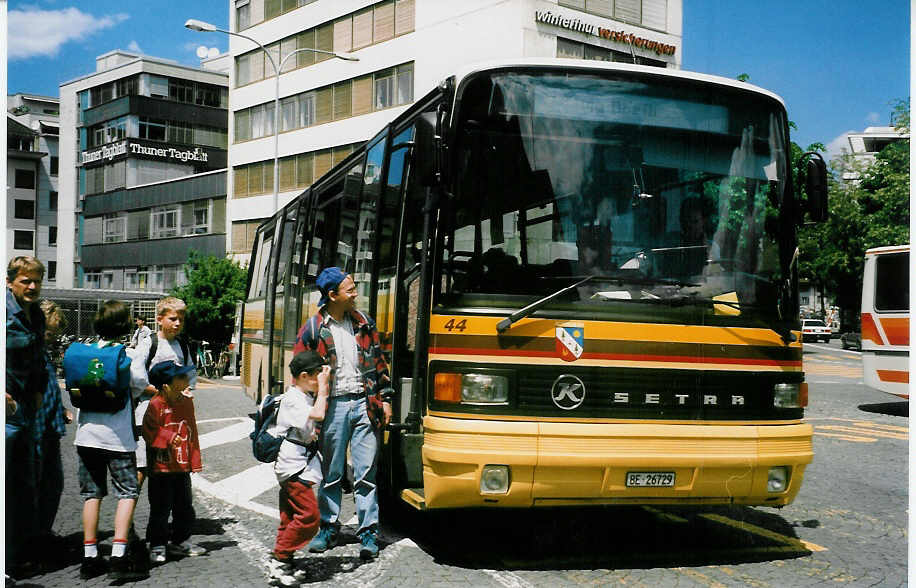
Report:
142,361,205,564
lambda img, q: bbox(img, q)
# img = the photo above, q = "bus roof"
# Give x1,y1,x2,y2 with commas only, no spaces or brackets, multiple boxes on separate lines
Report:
445,58,787,109
865,244,910,256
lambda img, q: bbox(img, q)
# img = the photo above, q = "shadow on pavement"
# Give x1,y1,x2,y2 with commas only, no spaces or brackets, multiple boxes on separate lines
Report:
298,555,368,584
859,401,908,417
386,504,813,571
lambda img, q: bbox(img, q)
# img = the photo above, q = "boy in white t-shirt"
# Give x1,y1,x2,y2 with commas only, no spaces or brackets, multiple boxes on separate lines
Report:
268,351,330,586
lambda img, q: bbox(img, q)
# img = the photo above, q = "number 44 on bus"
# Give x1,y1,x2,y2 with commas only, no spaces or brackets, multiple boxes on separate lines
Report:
240,59,829,512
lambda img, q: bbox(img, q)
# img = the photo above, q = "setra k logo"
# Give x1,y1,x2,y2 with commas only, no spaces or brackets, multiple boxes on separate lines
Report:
551,374,586,410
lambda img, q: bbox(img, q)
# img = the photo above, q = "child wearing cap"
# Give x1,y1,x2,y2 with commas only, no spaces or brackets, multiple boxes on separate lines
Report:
141,360,205,564
268,350,330,586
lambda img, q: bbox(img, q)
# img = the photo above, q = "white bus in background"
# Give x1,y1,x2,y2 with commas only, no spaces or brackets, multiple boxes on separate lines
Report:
861,245,909,398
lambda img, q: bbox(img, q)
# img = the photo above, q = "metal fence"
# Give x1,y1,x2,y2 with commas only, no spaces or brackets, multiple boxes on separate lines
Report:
43,287,166,340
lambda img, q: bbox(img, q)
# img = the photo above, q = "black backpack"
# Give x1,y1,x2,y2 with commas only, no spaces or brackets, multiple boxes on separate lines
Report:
249,394,318,463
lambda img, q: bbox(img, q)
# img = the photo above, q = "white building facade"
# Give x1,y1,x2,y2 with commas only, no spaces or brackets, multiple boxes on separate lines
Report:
7,94,60,284
226,0,682,260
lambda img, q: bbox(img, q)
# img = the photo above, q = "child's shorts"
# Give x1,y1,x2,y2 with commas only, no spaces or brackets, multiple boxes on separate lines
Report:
77,446,139,500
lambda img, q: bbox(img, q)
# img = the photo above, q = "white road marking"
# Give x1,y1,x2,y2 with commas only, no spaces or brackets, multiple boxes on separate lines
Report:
198,420,253,450
197,416,250,425
192,466,280,520
805,343,862,357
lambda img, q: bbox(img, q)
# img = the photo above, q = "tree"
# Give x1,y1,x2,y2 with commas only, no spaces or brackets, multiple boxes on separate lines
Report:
796,98,910,326
172,251,248,353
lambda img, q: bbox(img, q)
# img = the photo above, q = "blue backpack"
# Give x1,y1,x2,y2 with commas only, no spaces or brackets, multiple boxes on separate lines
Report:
63,342,130,413
249,394,318,463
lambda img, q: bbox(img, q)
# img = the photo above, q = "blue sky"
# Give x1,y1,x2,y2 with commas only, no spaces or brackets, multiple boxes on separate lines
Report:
7,1,910,158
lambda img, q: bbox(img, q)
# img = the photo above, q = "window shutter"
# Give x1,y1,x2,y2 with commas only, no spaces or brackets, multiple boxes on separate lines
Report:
352,75,373,116
232,222,248,252
84,217,103,245
248,162,264,195
315,87,333,124
559,0,585,9
615,0,641,24
180,202,195,235
333,18,353,53
332,145,352,166
297,29,316,67
333,80,352,120
315,24,333,62
297,154,314,187
642,0,667,30
212,198,226,233
585,0,612,17
280,156,296,191
374,1,395,42
395,0,415,35
353,8,373,49
314,149,332,179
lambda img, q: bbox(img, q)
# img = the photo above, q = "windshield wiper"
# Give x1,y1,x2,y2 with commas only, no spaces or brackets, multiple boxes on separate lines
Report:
496,276,594,334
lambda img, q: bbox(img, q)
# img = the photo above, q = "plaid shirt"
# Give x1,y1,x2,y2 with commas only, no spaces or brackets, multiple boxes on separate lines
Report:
292,307,390,398
33,351,68,452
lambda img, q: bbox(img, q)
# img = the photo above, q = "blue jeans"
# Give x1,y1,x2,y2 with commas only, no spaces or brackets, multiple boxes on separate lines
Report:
5,405,37,566
316,395,378,535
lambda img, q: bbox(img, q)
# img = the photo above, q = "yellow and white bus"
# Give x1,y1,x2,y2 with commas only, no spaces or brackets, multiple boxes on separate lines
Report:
861,245,909,398
241,59,828,510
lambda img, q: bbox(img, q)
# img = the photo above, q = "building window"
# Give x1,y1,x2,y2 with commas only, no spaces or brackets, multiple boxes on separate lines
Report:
50,156,59,176
236,0,251,30
49,226,58,246
374,69,394,110
47,261,57,282
13,230,33,250
151,206,180,239
139,117,167,141
189,201,210,235
103,213,127,243
49,191,58,210
169,79,194,103
15,169,35,189
14,199,35,219
84,272,101,289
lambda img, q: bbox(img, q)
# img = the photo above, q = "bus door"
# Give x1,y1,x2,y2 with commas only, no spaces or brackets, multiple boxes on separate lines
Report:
269,200,310,394
244,220,275,402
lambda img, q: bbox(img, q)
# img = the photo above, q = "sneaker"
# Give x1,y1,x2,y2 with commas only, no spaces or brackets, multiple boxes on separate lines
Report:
267,557,301,587
359,529,379,560
167,541,207,557
307,524,339,553
150,545,167,564
107,555,148,582
79,556,106,580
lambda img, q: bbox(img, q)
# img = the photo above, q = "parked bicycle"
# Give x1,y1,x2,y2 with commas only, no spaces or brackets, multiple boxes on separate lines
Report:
197,340,216,379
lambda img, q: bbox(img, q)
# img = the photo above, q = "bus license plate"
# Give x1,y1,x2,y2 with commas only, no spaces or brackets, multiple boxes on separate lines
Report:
626,472,675,487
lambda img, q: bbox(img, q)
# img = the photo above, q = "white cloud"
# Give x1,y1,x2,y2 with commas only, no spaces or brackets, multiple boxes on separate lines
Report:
127,40,143,53
825,131,854,164
8,7,129,60
865,112,882,125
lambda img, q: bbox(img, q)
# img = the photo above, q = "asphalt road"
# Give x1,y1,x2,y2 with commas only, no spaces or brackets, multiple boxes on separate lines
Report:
21,341,908,587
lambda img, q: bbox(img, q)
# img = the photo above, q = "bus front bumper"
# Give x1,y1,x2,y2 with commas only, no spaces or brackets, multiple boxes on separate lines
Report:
420,415,813,509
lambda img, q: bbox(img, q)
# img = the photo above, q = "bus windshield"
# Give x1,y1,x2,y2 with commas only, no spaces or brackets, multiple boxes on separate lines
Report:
438,69,791,320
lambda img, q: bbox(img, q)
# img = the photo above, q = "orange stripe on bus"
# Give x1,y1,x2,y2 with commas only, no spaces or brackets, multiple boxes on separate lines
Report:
428,346,802,367
877,369,909,383
879,317,910,346
860,313,884,345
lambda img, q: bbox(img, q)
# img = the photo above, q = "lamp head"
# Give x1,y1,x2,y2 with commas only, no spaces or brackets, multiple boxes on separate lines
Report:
185,19,217,32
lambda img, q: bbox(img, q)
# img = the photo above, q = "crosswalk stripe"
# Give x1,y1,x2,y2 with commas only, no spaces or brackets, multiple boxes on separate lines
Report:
198,420,253,450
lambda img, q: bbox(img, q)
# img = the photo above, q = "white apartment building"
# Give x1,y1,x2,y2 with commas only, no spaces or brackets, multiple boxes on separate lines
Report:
225,0,683,261
840,126,909,182
7,94,60,284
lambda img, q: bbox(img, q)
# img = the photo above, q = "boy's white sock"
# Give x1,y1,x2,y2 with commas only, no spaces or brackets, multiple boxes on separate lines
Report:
112,539,128,558
84,541,98,558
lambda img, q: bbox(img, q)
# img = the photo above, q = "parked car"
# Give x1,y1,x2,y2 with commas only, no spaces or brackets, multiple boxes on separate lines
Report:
802,319,832,343
840,331,862,351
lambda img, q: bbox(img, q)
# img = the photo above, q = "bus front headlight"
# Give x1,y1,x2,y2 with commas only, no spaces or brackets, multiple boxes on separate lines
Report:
773,383,808,408
434,373,509,404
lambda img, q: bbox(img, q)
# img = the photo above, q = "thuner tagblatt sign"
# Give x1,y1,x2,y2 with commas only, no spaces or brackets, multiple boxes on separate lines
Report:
81,141,210,165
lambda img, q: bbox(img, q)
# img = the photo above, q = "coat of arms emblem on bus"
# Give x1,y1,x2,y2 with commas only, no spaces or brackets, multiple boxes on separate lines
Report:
555,326,584,362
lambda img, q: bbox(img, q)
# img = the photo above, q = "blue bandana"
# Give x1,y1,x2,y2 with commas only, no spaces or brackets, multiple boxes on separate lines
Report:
316,267,348,307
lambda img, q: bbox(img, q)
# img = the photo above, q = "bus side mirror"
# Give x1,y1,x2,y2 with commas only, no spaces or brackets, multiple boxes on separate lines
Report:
802,152,828,223
414,111,441,186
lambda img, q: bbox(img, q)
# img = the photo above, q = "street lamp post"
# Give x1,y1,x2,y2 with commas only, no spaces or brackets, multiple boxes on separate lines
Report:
185,19,358,214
